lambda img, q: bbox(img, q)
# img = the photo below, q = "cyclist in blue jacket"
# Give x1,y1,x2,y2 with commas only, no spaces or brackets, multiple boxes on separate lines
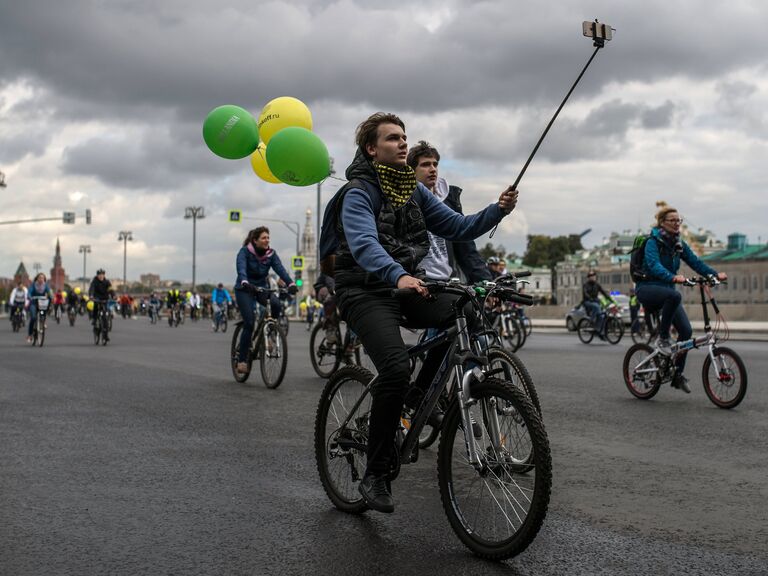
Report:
26,273,53,342
211,283,232,324
635,206,727,392
234,227,296,373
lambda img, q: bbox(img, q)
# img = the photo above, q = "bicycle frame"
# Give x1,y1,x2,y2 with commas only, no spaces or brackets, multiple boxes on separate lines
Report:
333,287,507,472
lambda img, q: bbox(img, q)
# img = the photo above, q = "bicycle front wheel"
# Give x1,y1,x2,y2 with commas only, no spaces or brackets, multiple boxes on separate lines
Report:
230,323,252,383
702,347,747,409
485,348,542,416
604,317,624,345
260,321,287,389
438,378,551,560
314,365,374,514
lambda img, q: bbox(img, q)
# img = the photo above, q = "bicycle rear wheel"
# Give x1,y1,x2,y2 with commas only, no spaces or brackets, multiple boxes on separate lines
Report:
260,321,287,389
576,318,594,344
501,315,523,352
310,322,341,378
315,365,374,514
230,323,252,383
622,343,661,399
702,347,747,409
438,378,551,560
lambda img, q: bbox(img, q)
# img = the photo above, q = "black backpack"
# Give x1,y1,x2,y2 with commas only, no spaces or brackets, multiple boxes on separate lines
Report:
318,179,380,277
629,233,660,282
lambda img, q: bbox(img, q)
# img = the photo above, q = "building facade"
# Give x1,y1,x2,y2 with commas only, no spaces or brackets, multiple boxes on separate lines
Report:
555,230,767,307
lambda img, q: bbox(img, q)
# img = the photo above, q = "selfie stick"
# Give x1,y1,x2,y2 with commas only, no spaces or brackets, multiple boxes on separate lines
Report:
489,20,613,238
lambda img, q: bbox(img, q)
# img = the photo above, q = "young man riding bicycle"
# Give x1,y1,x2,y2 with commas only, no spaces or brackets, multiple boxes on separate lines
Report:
635,206,726,393
330,112,518,513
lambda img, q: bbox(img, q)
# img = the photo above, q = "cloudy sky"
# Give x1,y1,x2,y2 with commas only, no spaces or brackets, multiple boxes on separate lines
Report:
1,0,766,285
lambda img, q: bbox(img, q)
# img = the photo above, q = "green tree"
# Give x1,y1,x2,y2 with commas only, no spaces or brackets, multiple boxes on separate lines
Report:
478,242,506,261
522,234,583,268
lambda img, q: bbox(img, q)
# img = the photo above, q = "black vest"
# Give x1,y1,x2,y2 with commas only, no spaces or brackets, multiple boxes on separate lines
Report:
334,181,430,290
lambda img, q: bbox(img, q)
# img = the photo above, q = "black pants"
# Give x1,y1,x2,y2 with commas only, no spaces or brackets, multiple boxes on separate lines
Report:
337,287,473,477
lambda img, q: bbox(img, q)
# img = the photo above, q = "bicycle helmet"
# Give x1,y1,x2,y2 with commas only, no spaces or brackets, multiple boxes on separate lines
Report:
96,268,106,275
486,256,500,265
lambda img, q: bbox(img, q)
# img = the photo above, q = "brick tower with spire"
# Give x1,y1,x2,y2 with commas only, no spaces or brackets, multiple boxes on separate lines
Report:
49,237,67,291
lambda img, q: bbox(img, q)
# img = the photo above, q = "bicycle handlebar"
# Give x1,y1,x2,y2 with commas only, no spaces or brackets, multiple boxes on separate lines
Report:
391,280,534,306
683,275,723,287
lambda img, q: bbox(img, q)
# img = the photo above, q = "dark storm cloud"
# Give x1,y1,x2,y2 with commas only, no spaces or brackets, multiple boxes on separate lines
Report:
60,125,239,189
452,99,676,164
0,0,765,123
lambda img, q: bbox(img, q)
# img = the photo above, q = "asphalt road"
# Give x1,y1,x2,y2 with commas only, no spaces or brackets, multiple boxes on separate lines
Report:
1,316,766,576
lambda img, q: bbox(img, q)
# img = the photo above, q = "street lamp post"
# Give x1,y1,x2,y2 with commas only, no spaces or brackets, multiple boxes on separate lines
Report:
184,207,205,291
117,231,133,290
79,245,91,290
315,157,335,266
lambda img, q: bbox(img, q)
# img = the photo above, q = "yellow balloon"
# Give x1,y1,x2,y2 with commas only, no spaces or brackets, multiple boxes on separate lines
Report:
83,294,90,301
74,287,81,294
62,291,68,298
186,292,192,299
258,97,313,144
299,301,308,311
86,301,94,311
250,142,282,183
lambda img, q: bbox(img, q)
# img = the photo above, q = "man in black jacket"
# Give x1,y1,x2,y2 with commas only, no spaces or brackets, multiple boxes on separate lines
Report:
406,141,492,283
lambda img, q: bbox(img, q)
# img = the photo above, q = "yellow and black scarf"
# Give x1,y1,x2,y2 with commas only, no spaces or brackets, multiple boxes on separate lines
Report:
374,163,417,209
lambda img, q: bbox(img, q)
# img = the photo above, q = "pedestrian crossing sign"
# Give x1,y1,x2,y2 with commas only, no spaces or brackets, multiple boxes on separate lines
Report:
291,256,304,270
228,210,242,223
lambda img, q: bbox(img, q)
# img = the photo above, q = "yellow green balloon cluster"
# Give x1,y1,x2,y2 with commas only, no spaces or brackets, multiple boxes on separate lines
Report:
202,96,330,187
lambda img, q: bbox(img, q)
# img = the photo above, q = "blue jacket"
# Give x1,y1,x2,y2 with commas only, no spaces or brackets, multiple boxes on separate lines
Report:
27,282,52,309
235,245,293,289
640,227,717,286
212,287,232,305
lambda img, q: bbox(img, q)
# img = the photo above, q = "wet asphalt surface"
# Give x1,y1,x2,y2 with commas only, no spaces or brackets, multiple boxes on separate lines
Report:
1,316,767,576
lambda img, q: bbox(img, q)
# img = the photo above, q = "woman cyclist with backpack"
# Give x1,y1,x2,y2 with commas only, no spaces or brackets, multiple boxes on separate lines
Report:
635,206,727,393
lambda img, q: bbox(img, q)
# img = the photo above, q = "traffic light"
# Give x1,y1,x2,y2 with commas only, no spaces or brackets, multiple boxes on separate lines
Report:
85,208,92,225
295,270,303,287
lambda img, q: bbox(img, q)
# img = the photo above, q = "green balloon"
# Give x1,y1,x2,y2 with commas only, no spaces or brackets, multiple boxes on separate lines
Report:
202,105,259,160
265,127,330,187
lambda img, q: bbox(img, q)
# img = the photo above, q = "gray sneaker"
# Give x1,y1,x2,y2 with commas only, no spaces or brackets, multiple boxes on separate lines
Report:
673,373,691,393
656,337,673,355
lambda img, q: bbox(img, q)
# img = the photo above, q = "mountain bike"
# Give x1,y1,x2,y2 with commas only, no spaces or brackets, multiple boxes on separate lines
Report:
11,306,24,332
92,300,111,346
623,276,747,408
212,303,229,333
168,303,182,327
30,296,50,347
54,303,62,324
277,291,291,336
577,301,624,344
315,278,551,560
497,303,527,352
309,319,366,378
231,286,288,388
67,304,78,327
